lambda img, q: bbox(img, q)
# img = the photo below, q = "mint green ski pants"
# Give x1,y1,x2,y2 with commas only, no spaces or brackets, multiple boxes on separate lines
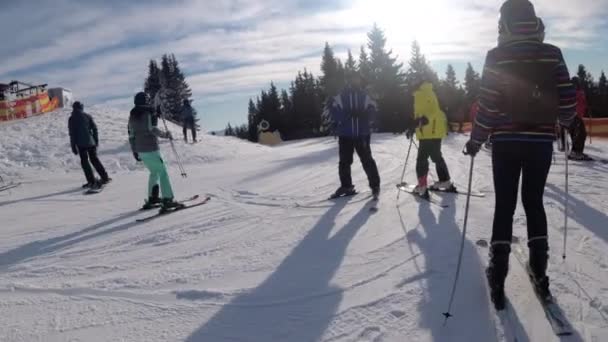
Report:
140,151,174,199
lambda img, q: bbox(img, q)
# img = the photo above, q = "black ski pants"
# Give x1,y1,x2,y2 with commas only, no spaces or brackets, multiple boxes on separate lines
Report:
491,141,552,256
183,117,196,142
416,139,450,181
558,116,587,153
78,146,109,184
338,136,380,189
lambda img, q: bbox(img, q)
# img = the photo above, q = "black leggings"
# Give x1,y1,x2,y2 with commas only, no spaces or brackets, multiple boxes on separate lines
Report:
491,141,552,253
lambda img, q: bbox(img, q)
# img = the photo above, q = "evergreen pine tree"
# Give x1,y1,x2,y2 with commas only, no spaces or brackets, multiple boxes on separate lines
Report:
157,54,194,122
247,99,258,142
366,24,407,132
599,71,607,118
437,64,464,125
144,60,162,100
344,49,357,83
464,62,481,101
358,46,372,87
320,43,343,99
405,41,438,89
225,123,234,136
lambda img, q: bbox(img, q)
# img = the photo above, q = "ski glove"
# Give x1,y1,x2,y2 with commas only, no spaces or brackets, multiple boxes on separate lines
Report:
415,116,429,127
72,146,78,155
405,127,416,139
463,140,481,157
133,152,141,161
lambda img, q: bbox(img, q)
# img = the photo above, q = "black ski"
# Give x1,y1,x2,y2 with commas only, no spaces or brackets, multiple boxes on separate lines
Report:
395,184,448,208
136,196,211,223
0,182,21,192
511,243,573,336
295,191,372,208
139,195,200,211
429,186,485,198
84,184,105,195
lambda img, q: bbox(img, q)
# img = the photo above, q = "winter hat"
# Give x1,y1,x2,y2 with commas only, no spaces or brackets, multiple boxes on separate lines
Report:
134,92,149,106
72,101,83,111
498,0,545,44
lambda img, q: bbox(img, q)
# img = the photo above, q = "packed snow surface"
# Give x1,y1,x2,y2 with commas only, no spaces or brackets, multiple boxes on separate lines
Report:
1,108,607,341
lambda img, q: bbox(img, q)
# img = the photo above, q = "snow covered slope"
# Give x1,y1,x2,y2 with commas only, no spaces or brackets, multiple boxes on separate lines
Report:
1,107,607,341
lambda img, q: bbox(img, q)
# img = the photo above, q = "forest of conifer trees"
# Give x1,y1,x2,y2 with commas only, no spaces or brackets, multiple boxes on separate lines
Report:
227,25,608,142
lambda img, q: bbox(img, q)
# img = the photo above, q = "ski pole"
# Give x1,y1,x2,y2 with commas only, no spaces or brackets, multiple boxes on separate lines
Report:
160,113,188,178
396,138,414,202
563,134,570,260
587,109,593,145
443,154,475,324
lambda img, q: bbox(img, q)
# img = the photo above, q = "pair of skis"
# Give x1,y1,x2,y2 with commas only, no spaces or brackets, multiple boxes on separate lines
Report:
327,190,379,212
136,195,210,222
476,238,573,339
395,183,485,208
0,182,20,193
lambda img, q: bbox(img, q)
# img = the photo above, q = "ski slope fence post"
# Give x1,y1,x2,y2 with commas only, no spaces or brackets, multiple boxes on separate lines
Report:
396,138,415,202
563,135,570,260
159,113,188,178
443,155,475,324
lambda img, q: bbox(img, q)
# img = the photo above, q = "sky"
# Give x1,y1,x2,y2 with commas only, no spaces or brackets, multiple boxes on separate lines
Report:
1,0,607,131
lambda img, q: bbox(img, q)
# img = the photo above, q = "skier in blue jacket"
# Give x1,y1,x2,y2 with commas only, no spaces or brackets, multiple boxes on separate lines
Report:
329,74,380,199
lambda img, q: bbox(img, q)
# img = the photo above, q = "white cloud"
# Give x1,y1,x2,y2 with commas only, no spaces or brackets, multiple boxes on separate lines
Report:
1,0,607,113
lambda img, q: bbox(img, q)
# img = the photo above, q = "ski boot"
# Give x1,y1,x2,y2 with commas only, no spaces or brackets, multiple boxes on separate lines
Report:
141,185,161,210
89,179,104,191
487,244,510,311
100,177,112,185
330,185,356,199
413,176,429,199
371,186,380,200
160,198,185,213
527,247,552,302
429,180,456,192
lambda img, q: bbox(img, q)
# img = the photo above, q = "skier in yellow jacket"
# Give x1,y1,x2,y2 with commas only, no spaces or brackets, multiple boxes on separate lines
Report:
406,81,453,198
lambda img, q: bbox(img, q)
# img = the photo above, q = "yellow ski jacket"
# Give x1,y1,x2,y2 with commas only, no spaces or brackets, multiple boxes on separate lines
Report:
413,82,448,140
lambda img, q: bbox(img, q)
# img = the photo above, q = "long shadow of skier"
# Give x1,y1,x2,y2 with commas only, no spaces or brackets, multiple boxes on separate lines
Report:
405,195,530,341
0,187,82,208
545,183,608,244
185,198,373,342
0,210,140,271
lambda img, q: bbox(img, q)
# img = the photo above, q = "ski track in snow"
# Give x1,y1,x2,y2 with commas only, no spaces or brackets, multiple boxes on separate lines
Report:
1,108,607,341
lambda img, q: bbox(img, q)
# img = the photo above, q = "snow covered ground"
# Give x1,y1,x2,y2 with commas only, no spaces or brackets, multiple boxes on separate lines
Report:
1,108,607,342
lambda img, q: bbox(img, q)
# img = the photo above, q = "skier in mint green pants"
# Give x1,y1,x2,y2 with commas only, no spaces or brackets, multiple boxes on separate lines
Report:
128,92,182,210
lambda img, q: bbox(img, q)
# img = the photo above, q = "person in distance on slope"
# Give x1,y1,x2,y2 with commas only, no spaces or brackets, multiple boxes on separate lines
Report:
566,77,591,160
128,92,182,210
463,0,576,311
406,79,453,198
329,73,381,199
68,101,111,189
181,99,197,143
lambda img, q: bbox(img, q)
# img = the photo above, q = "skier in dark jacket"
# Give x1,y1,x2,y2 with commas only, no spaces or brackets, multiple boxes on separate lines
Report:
181,99,197,143
68,101,110,188
464,0,576,311
329,74,381,199
129,92,182,210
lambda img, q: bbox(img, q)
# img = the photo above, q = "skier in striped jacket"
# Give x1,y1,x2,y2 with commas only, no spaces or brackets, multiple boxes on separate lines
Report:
463,0,576,311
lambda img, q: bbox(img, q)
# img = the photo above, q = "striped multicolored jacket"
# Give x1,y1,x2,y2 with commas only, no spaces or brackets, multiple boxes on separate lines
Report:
471,40,576,144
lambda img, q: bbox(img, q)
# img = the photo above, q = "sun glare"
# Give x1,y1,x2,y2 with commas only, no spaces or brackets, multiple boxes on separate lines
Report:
349,0,492,61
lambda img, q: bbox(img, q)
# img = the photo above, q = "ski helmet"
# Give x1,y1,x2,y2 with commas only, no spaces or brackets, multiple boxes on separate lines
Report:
73,101,84,111
134,92,150,106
